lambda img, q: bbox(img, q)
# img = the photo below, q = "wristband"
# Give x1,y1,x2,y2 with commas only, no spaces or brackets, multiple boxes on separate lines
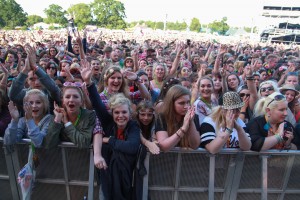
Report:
274,134,283,143
240,112,246,115
64,122,72,128
225,127,233,134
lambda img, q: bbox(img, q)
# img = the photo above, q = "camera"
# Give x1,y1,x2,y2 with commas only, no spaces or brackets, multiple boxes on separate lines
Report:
187,39,191,46
68,18,76,34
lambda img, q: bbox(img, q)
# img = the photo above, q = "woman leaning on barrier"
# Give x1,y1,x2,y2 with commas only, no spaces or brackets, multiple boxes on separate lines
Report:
43,82,96,149
199,92,252,154
155,85,201,152
247,92,300,151
4,89,52,147
82,62,141,200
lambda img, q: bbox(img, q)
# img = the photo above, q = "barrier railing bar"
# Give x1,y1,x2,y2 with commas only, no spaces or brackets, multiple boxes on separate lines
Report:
61,147,71,200
142,152,150,200
229,153,245,200
208,154,215,200
237,188,300,193
174,152,182,200
88,148,94,200
261,155,269,200
148,186,209,192
0,175,9,180
222,155,238,200
4,145,21,200
279,155,296,200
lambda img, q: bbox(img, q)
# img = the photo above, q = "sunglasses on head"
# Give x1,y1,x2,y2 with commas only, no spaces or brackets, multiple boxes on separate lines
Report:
261,86,274,93
63,82,83,87
239,93,250,98
267,94,285,107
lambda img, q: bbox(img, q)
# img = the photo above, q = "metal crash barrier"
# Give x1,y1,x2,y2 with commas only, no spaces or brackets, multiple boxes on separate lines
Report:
2,137,300,200
0,137,98,200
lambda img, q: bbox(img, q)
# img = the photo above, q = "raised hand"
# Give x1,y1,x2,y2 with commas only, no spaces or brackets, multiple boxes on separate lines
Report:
123,70,137,81
24,44,37,70
0,63,9,75
80,59,92,84
8,101,19,120
24,102,33,120
53,102,63,123
225,109,235,130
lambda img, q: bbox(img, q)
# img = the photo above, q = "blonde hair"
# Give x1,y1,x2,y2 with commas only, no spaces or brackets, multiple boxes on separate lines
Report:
209,106,226,134
254,92,286,117
109,93,132,114
24,89,49,115
152,63,168,80
258,80,279,98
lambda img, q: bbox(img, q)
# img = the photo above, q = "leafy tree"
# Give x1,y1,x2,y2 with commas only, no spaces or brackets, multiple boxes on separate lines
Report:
156,22,164,30
26,15,43,26
190,18,201,32
167,21,187,31
0,0,27,28
208,17,230,35
91,0,126,29
44,4,68,26
67,3,92,29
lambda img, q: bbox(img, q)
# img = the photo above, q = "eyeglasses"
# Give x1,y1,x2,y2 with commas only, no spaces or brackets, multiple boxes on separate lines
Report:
267,94,285,107
239,93,250,98
47,66,56,70
261,86,274,93
63,82,83,87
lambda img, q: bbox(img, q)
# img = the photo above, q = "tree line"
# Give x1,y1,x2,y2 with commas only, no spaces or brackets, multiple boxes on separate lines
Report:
0,0,254,35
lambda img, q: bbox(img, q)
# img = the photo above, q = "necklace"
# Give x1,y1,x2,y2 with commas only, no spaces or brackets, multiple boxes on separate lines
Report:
154,79,163,89
200,97,212,109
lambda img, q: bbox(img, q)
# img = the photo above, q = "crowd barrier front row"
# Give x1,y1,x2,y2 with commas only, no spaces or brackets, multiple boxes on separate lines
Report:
1,137,300,200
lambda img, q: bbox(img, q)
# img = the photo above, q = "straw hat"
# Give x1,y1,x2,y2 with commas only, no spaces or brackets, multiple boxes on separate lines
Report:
279,84,299,96
222,91,244,109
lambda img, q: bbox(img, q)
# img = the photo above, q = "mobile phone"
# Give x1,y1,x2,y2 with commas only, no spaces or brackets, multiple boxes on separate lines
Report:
283,126,293,141
187,39,191,46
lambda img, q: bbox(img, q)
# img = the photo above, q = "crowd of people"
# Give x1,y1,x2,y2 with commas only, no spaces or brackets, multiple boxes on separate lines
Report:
1,28,300,199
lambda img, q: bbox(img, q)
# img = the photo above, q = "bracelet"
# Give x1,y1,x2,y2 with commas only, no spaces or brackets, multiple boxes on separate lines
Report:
240,112,246,115
274,134,283,143
64,122,72,128
175,131,182,139
225,127,233,134
180,127,186,134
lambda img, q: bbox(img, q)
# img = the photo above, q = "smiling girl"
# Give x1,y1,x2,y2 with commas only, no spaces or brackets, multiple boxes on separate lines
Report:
4,89,52,147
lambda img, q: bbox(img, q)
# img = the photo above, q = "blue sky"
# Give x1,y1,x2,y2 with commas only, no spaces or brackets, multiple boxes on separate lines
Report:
16,0,265,27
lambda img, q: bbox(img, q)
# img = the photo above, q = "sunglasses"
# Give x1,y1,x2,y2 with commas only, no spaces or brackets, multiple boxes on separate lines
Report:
182,69,190,73
261,86,274,93
267,94,286,107
47,66,56,70
126,60,133,63
239,93,250,98
63,82,83,87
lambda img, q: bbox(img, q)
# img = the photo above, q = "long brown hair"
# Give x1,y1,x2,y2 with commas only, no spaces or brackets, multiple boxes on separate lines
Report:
160,85,190,147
